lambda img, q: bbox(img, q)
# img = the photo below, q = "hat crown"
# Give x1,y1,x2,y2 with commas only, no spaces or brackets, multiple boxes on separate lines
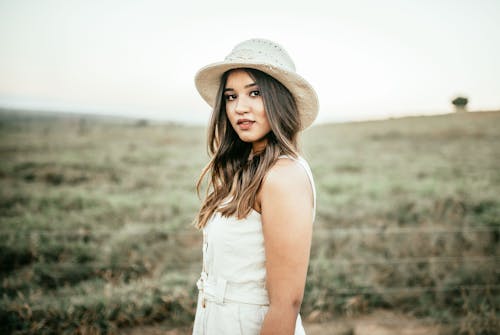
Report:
224,38,296,72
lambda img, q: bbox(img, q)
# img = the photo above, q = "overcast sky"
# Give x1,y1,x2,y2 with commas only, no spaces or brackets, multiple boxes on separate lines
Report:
0,0,499,125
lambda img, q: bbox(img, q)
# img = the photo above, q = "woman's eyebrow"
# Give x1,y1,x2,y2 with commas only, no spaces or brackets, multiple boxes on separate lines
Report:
224,82,258,92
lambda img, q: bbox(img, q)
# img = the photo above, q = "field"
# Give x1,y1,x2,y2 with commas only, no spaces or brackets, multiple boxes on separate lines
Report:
0,109,499,334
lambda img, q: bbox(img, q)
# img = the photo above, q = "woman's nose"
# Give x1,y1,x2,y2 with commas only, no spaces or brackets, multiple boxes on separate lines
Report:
234,96,250,114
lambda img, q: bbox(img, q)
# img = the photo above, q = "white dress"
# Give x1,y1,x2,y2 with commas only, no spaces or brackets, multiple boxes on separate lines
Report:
192,156,316,335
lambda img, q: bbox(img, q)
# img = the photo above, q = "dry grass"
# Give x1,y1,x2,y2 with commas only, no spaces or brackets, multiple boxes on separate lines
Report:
1,109,499,334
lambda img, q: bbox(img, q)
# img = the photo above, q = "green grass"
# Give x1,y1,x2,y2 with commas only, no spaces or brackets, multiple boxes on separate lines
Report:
1,109,499,334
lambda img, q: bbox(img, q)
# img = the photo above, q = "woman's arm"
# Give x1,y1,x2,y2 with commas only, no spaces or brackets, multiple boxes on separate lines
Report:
259,158,314,335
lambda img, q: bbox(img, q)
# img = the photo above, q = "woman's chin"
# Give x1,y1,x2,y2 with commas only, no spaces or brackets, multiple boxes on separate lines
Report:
236,136,269,152
235,131,256,143
237,135,255,143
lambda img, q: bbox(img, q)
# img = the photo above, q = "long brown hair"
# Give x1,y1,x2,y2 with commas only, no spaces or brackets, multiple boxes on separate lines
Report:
195,68,302,228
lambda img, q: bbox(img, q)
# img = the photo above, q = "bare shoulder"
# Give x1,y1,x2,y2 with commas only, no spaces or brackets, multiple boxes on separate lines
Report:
255,157,313,213
262,157,310,194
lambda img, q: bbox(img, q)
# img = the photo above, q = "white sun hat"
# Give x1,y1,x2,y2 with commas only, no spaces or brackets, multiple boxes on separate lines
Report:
194,38,319,130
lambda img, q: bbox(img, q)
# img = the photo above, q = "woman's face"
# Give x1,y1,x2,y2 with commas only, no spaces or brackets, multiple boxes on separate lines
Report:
224,69,271,153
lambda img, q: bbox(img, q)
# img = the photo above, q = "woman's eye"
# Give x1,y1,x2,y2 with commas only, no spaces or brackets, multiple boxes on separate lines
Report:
250,90,261,97
224,94,236,101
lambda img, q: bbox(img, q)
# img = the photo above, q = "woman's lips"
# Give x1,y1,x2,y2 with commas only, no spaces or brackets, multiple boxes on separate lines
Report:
237,119,255,130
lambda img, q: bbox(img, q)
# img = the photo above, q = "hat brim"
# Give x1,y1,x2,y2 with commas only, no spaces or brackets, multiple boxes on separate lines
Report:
194,61,319,130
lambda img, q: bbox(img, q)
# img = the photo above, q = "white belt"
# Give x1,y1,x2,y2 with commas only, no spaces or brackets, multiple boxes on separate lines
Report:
196,271,269,306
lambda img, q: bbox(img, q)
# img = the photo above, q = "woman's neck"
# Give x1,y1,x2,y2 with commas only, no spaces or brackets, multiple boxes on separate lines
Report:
252,138,268,155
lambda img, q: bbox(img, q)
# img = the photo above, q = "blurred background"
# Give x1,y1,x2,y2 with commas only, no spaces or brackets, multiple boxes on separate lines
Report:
0,0,499,334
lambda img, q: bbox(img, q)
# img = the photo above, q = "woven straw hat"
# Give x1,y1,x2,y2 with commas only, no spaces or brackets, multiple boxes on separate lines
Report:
194,38,319,130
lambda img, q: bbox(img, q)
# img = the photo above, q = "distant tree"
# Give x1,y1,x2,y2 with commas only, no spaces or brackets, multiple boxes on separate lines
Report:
452,96,468,113
135,119,149,127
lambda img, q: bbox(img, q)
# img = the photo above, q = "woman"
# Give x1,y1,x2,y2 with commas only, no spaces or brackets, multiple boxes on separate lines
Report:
192,38,319,335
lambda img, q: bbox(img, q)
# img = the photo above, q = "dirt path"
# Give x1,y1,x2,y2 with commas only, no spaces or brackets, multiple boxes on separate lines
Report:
303,309,449,335
122,309,451,335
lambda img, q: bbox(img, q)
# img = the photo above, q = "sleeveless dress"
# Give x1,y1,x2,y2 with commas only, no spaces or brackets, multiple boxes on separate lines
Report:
192,156,316,335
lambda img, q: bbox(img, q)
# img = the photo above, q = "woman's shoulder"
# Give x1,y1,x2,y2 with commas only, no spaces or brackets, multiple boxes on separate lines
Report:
258,154,315,219
262,155,311,192
275,155,313,177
